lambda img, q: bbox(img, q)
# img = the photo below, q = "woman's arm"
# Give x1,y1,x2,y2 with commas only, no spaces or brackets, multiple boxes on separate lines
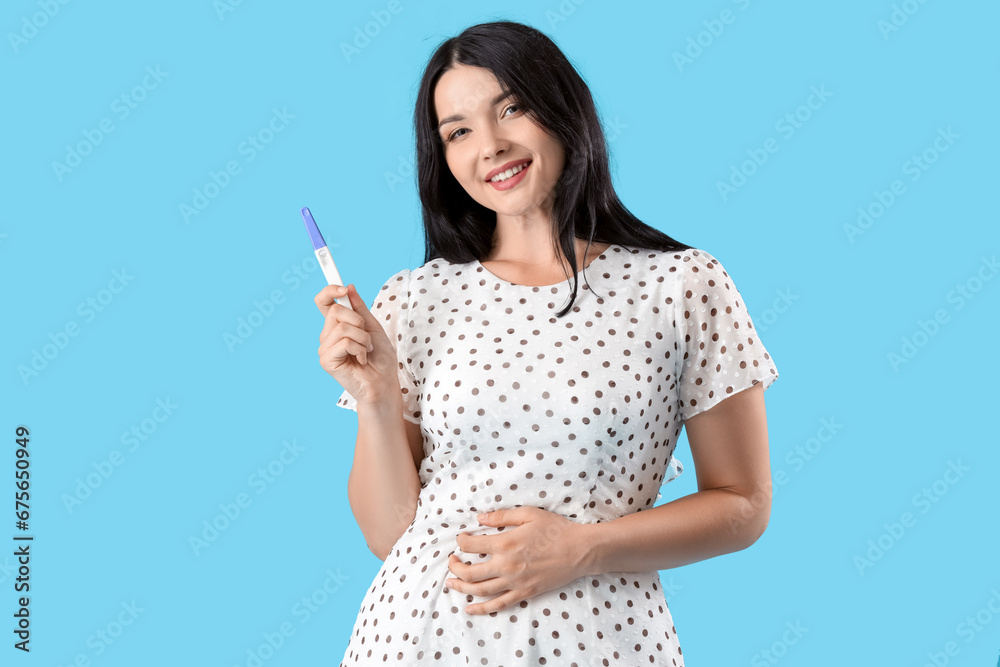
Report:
580,382,772,575
347,396,423,561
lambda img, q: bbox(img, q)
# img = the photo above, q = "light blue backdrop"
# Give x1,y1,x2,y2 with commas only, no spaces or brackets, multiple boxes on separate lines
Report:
4,1,998,665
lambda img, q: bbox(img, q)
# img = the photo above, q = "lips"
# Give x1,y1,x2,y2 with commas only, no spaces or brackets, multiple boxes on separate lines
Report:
484,159,532,182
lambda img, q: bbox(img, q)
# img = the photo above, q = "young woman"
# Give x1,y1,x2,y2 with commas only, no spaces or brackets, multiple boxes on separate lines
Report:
316,20,779,666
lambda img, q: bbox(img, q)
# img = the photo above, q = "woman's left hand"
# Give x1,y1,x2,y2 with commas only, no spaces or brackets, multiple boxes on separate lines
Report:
446,507,594,615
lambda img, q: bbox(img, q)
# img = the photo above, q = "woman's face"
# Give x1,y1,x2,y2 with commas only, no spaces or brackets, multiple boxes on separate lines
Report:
434,64,565,219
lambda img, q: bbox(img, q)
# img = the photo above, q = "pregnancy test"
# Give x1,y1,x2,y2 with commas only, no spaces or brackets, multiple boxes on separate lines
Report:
301,206,354,311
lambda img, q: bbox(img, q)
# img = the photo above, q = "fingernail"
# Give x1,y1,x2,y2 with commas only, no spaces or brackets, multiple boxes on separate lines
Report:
367,343,374,352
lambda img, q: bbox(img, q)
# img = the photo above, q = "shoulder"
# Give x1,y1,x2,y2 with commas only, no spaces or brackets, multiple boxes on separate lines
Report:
374,267,412,300
606,244,720,280
409,255,454,278
405,255,477,294
603,246,744,320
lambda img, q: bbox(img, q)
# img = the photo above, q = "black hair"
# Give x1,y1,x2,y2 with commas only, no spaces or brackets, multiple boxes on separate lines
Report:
413,20,691,317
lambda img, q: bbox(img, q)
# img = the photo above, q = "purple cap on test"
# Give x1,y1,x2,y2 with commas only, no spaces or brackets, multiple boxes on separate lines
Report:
301,207,327,250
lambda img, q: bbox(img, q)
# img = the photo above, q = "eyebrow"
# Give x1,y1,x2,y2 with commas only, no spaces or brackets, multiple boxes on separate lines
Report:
437,90,513,131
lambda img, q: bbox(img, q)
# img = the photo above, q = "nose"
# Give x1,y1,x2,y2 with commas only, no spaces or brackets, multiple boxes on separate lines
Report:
478,123,510,166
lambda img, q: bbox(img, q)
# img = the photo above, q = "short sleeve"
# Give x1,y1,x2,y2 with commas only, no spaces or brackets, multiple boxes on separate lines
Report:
335,268,421,425
674,249,779,422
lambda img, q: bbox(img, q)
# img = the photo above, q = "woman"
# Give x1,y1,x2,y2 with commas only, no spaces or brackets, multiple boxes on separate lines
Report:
316,20,779,666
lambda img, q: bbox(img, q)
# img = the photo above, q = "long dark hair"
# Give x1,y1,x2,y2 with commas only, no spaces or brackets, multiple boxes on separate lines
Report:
413,20,691,316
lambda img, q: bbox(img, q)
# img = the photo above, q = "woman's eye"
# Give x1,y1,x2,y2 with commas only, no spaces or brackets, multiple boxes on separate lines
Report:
445,105,521,142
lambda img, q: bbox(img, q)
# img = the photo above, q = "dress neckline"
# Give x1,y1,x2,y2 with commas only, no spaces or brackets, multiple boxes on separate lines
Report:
473,243,615,288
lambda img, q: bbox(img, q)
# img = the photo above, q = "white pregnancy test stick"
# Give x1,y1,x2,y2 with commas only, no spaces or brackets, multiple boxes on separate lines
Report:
301,207,354,311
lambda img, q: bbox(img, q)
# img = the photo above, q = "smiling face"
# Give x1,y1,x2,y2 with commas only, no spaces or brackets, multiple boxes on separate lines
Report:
434,64,565,220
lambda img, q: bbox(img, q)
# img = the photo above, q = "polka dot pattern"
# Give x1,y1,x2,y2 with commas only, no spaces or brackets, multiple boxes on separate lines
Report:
335,245,779,665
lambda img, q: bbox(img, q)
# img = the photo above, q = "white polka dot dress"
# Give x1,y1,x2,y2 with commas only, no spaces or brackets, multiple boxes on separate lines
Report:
335,244,779,665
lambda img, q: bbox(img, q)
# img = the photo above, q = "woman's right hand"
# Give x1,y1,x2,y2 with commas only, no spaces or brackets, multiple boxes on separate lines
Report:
314,283,401,407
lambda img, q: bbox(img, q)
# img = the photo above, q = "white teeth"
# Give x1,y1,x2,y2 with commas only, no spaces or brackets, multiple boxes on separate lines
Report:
490,162,528,182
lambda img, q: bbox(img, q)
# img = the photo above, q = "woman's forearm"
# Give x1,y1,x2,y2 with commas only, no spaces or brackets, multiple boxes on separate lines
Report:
346,396,421,561
580,485,771,575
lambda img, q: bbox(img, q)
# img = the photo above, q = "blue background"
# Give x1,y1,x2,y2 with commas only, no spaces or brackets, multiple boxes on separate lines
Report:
3,1,999,665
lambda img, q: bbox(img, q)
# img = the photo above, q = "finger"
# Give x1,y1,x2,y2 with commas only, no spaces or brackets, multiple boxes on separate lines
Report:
319,332,372,358
320,302,368,346
463,590,519,616
313,285,346,315
446,571,506,598
319,309,365,347
319,326,371,365
449,552,502,585
319,337,369,368
345,284,377,325
314,284,349,316
481,507,530,526
456,531,501,558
